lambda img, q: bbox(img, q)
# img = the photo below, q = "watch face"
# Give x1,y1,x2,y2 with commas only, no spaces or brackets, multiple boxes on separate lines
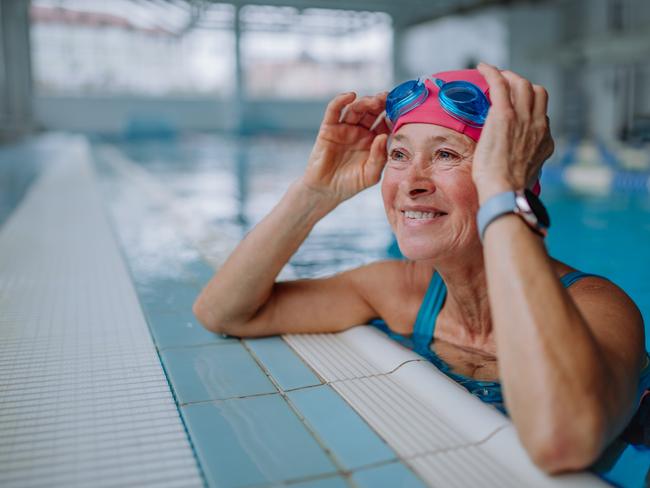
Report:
523,188,551,228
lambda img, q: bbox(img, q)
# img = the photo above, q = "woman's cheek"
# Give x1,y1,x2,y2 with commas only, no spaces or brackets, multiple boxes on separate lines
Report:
380,171,401,227
447,171,479,212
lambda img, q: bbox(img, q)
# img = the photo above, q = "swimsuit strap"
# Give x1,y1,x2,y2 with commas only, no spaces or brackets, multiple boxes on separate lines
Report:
412,272,446,348
413,269,603,349
559,270,603,288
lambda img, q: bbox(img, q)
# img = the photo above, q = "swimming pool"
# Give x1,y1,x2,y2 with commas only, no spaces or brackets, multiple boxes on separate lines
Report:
113,134,650,349
108,133,649,487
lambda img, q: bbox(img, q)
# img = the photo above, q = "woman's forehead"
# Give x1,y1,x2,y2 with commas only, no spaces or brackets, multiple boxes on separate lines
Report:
391,123,475,150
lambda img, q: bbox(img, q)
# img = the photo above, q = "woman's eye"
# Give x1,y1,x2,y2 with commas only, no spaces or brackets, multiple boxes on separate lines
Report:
436,150,458,161
390,149,407,161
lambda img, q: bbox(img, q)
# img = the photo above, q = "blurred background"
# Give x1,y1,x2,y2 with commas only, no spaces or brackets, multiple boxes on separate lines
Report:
1,0,650,344
0,0,648,140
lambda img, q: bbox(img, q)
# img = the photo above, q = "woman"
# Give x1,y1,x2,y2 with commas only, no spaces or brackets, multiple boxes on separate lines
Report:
193,63,649,473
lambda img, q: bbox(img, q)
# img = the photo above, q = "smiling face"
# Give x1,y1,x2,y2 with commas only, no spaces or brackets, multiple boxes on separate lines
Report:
381,123,481,261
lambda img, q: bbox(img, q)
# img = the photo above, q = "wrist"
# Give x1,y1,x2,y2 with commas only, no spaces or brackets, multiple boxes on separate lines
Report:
288,178,340,220
475,178,517,205
477,188,550,242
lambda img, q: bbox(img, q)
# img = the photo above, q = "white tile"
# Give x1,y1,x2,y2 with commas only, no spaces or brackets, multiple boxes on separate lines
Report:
0,136,202,487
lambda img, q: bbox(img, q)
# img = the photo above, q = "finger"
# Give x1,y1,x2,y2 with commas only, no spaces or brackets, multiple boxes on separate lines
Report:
323,92,356,125
341,99,384,125
340,96,384,124
374,90,388,105
532,84,549,120
359,113,376,130
477,62,512,113
501,70,534,120
365,133,389,184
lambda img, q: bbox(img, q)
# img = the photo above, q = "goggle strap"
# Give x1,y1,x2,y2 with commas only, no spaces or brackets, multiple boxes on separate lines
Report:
369,110,391,132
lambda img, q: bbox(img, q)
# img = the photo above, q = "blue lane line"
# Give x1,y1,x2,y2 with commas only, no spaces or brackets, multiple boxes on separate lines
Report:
596,139,622,169
540,138,650,195
558,137,580,168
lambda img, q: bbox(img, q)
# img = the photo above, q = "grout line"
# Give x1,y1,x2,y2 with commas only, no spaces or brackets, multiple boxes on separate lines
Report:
156,339,236,352
179,389,280,407
240,340,351,477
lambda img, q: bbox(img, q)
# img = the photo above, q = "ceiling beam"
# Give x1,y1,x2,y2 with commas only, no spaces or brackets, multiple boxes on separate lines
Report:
392,0,549,28
161,0,550,33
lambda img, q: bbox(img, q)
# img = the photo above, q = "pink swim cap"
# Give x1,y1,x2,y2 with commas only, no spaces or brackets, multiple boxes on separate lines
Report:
390,68,542,195
392,69,488,141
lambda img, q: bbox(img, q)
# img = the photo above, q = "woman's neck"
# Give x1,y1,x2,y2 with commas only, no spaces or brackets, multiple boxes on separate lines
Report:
432,254,495,351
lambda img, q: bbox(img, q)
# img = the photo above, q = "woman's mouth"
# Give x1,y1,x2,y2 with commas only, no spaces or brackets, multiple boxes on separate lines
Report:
402,210,448,221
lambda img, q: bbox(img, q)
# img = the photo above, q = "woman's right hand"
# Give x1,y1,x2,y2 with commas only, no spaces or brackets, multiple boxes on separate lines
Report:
301,91,391,205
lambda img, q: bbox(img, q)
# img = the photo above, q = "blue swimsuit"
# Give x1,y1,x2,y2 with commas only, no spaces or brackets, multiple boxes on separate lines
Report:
371,270,650,416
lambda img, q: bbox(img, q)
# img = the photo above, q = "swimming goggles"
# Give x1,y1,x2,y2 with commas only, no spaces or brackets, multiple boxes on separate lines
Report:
377,76,490,130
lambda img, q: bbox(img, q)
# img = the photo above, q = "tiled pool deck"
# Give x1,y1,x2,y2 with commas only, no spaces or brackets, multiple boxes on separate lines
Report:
0,134,616,487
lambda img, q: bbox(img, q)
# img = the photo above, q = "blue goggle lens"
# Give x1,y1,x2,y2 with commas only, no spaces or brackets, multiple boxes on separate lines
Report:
436,79,489,128
386,79,428,123
386,77,490,128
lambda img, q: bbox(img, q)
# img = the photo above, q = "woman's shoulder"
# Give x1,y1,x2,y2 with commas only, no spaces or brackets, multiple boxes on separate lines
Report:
550,259,608,286
552,259,645,357
348,259,434,335
550,259,636,310
351,259,434,293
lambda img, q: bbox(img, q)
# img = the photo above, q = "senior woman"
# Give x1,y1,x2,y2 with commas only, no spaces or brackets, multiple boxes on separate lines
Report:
193,63,649,473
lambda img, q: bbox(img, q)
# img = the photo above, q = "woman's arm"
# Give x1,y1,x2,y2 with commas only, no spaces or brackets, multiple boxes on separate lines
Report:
473,63,646,473
193,91,391,337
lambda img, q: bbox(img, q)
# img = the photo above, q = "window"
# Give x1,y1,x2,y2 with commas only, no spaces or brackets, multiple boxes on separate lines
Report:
240,5,392,99
30,0,235,97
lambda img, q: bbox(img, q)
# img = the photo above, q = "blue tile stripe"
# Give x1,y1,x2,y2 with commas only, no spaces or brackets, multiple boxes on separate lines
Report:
122,255,426,487
96,151,426,488
287,385,397,471
182,395,337,487
245,336,322,391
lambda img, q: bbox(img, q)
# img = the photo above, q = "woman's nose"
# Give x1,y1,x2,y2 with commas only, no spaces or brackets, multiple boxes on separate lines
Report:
402,158,435,198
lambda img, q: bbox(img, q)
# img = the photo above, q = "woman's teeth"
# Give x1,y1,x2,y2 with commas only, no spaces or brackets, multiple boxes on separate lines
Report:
403,210,444,220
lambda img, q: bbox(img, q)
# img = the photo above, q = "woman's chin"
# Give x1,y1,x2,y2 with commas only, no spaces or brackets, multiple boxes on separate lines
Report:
395,238,442,261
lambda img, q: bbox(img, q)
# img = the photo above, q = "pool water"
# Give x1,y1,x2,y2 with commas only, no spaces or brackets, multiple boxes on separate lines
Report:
113,134,650,349
105,134,649,487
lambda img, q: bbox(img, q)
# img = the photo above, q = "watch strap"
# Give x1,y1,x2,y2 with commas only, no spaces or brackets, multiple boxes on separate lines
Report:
477,191,517,242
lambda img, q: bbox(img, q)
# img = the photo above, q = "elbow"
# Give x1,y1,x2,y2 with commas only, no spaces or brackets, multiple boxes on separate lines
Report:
192,295,251,337
524,412,605,474
192,297,229,335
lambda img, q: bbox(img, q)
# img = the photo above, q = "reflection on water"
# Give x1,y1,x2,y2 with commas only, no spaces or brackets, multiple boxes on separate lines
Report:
115,134,392,279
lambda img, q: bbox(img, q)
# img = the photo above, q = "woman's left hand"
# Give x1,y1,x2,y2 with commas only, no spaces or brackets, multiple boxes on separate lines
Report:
472,63,555,203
